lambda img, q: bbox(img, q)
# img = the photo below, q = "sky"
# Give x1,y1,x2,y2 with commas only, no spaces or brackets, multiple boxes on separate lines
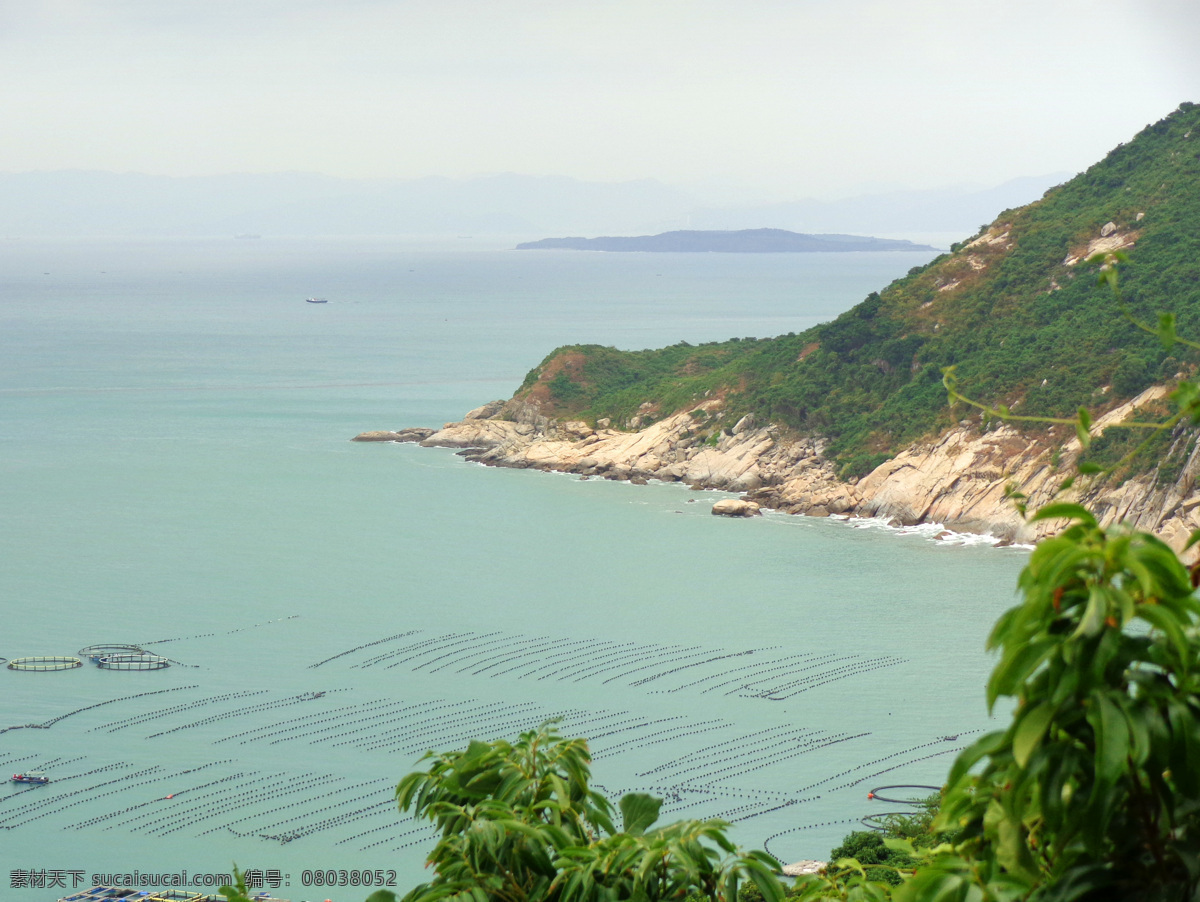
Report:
3,0,1199,201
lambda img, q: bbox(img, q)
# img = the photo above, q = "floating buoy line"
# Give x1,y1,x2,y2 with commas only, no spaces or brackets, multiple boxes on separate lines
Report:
2,618,988,863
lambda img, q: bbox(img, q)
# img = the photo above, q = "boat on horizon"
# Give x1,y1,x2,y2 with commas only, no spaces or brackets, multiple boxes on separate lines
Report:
305,297,328,304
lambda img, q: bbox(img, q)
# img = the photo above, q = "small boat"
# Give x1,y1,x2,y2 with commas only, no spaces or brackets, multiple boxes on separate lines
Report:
305,297,328,304
12,771,50,785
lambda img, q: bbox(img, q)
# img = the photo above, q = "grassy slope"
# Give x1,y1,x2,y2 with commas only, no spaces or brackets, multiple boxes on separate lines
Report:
513,103,1200,477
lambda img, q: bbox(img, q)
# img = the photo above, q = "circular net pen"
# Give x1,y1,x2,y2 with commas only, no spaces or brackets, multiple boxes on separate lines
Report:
79,644,146,663
98,653,170,671
7,656,83,671
861,784,941,831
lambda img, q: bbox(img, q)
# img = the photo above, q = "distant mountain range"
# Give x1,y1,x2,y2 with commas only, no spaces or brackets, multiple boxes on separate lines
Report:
516,229,939,253
0,170,1068,240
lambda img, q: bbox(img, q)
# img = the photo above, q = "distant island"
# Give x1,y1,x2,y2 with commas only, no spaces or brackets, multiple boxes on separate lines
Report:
515,228,939,253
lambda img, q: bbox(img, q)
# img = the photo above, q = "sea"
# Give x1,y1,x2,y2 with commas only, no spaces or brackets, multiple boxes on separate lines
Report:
0,237,1025,902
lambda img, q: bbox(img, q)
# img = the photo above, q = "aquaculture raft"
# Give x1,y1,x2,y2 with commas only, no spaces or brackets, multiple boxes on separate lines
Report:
7,656,82,671
78,644,146,663
97,653,170,670
57,889,159,902
861,784,941,831
56,888,292,901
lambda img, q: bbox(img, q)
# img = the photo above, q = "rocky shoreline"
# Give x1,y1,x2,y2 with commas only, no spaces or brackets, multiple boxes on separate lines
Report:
357,386,1200,554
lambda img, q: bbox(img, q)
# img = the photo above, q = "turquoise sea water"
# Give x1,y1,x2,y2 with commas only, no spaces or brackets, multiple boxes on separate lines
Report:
0,238,1025,901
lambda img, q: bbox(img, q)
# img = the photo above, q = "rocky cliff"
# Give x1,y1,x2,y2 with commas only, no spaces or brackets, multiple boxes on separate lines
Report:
366,383,1200,554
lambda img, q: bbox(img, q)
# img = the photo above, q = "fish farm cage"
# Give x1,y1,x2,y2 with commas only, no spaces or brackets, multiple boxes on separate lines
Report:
6,656,83,671
78,643,145,663
97,652,170,670
861,784,941,831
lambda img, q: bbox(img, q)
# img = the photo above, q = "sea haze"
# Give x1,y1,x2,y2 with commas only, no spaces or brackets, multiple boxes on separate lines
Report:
0,238,1023,899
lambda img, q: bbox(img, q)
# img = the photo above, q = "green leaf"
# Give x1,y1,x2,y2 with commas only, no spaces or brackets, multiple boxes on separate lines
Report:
995,815,1038,882
1074,584,1108,638
945,730,1007,789
1090,692,1130,783
1028,503,1097,527
742,858,784,902
1168,702,1200,795
882,837,916,855
618,792,662,837
1013,701,1056,768
722,870,739,902
895,868,968,902
1158,312,1177,350
987,639,1052,707
1173,381,1200,423
1075,419,1091,448
1136,602,1189,663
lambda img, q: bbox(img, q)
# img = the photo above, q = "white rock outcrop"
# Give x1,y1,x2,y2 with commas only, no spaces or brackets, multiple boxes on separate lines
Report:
377,388,1200,556
711,499,761,517
782,861,826,877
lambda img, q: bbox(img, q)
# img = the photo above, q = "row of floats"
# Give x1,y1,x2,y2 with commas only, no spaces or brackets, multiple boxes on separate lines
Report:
5,645,172,672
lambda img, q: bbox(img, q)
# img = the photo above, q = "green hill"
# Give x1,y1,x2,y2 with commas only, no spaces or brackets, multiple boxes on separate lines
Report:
511,103,1200,478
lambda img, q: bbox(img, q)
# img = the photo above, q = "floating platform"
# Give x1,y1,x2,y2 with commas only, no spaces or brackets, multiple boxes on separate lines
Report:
58,890,145,901
7,656,82,671
97,653,170,671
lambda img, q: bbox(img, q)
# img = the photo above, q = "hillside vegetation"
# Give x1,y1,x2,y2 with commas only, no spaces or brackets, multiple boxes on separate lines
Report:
512,103,1200,478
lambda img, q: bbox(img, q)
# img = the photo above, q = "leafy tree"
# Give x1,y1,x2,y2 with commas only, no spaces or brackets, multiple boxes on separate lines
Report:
789,505,1200,902
921,505,1200,901
394,722,784,902
826,833,911,887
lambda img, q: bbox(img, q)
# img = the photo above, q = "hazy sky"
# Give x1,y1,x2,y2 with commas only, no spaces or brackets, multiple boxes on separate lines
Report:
4,0,1198,199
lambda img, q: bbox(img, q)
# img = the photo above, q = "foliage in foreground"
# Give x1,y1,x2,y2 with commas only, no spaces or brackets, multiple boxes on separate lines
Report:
384,499,1200,902
935,507,1200,900
394,724,783,902
790,506,1200,902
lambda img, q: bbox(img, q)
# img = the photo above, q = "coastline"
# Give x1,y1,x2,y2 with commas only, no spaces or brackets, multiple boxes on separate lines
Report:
360,384,1200,555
